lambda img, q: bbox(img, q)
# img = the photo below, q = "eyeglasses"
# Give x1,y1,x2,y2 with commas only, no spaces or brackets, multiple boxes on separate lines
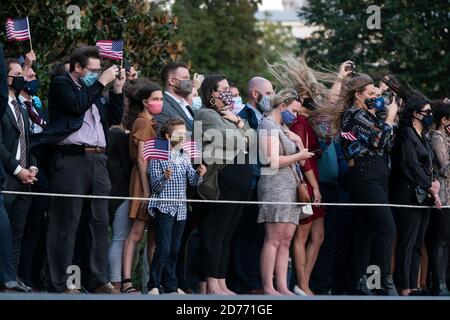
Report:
420,110,432,116
85,67,101,73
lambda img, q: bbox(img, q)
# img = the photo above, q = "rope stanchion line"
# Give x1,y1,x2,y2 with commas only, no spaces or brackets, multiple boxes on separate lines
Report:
2,190,449,210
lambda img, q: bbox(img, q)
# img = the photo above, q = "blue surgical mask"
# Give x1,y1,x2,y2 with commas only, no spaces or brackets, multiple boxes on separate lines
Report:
24,79,40,96
232,96,244,114
364,96,385,111
81,71,99,87
281,110,296,126
32,95,42,109
192,96,202,110
257,94,271,113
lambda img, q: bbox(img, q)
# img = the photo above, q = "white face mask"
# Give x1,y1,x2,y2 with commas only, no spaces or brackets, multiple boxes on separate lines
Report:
231,96,244,115
192,96,202,110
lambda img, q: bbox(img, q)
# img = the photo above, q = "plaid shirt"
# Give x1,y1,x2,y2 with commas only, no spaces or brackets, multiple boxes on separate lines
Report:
147,151,203,220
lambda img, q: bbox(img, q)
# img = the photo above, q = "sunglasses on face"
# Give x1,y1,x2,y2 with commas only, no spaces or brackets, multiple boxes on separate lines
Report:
284,95,302,105
419,109,432,116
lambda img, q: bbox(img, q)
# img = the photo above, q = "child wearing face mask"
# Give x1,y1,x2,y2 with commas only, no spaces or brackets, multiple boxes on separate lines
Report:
146,119,206,295
120,80,163,294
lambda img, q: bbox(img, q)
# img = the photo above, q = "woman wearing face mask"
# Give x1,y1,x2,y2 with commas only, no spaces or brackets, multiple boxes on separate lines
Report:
340,73,399,295
257,91,314,295
120,79,163,294
195,74,256,294
428,99,450,296
282,89,326,296
391,96,443,296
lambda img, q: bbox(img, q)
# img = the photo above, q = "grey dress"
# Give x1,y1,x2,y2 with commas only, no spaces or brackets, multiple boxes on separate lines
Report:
257,116,302,225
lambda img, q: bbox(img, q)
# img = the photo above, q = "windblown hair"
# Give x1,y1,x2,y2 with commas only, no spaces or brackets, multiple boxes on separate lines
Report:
267,53,340,138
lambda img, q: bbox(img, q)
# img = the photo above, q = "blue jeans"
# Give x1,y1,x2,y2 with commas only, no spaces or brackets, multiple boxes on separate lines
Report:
0,193,16,284
148,209,185,292
108,200,131,283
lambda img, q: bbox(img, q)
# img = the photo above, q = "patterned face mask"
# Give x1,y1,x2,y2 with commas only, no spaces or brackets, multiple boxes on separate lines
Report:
218,90,234,107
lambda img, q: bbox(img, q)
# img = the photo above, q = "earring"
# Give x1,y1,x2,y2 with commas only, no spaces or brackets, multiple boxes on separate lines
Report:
210,98,216,106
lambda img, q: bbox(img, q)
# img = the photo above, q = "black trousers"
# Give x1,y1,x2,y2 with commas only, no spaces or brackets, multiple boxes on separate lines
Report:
227,189,264,292
394,180,430,289
3,174,32,271
198,164,253,279
18,169,49,288
309,182,338,294
46,151,111,292
347,155,396,285
0,193,16,284
427,208,450,283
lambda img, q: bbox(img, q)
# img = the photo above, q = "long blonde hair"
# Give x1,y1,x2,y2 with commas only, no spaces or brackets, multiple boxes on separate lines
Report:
267,53,338,138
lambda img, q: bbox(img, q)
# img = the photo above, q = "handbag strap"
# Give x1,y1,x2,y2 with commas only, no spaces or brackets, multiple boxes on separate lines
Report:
278,134,302,184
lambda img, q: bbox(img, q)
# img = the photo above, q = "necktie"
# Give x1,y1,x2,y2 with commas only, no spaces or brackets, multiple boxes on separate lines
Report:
11,99,27,168
186,104,195,118
23,100,47,128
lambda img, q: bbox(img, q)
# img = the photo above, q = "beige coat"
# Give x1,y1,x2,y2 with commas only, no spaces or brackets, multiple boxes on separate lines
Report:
429,128,450,205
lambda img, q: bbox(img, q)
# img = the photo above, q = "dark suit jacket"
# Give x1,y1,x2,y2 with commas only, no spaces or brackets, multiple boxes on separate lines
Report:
31,72,123,149
0,43,8,184
0,99,34,175
238,104,260,130
154,92,194,134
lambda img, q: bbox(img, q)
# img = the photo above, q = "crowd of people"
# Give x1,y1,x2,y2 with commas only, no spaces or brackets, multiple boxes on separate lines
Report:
0,43,449,297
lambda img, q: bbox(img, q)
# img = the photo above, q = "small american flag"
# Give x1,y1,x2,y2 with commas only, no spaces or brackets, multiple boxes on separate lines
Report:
182,140,202,159
5,17,30,41
95,40,123,60
341,131,357,141
143,138,170,160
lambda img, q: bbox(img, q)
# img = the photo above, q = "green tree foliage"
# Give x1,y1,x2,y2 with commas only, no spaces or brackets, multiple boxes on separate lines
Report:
0,0,183,98
298,0,449,98
172,0,264,91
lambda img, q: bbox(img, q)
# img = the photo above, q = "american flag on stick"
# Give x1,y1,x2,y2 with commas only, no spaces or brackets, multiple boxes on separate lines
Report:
182,140,202,159
6,17,31,41
95,40,123,60
143,138,170,161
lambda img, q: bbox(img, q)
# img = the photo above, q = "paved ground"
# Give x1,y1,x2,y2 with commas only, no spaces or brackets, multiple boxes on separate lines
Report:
0,293,449,300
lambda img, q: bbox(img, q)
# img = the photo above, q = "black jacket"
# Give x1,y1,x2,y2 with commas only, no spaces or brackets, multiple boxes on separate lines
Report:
0,43,8,184
0,99,34,175
31,72,123,150
393,126,434,190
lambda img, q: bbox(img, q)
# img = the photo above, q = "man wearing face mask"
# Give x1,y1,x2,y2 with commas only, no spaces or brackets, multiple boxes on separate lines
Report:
227,77,273,294
19,50,48,135
0,44,32,292
155,62,195,134
0,58,37,274
16,50,50,290
31,46,125,293
237,77,274,131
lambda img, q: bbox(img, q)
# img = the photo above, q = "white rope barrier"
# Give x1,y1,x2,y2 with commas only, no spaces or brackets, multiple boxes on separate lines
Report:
2,190,449,210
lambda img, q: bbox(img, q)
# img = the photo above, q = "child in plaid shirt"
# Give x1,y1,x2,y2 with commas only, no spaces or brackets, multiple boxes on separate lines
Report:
147,119,206,294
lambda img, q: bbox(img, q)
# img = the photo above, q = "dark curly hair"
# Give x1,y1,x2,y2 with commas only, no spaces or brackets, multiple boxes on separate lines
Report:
200,74,227,109
159,118,186,138
432,99,450,127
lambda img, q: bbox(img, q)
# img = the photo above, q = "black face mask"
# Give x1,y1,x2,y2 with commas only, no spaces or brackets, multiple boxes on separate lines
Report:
9,76,26,94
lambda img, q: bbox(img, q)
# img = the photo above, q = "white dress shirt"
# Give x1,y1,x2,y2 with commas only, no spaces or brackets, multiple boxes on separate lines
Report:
165,91,193,120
